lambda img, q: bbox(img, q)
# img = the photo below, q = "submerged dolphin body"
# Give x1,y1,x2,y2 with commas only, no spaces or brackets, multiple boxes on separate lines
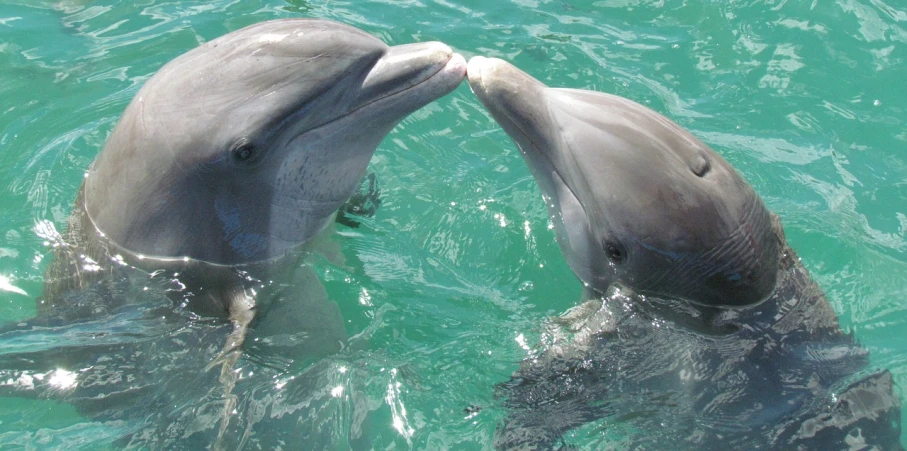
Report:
0,19,465,448
467,57,902,449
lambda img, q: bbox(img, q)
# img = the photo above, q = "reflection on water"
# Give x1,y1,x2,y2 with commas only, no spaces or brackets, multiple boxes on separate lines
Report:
0,0,905,448
386,368,414,442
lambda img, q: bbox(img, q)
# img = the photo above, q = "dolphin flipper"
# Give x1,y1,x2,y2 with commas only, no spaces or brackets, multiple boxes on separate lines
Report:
336,171,382,229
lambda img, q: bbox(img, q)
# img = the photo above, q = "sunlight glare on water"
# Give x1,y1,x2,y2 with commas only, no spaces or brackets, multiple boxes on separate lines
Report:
0,0,904,448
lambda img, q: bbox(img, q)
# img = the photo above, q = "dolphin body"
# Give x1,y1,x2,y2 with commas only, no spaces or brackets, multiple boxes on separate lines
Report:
467,57,902,449
0,19,464,448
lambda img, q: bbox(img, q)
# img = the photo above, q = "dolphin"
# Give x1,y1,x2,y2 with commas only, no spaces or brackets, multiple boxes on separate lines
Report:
59,18,465,350
36,18,467,330
466,57,901,449
0,19,465,448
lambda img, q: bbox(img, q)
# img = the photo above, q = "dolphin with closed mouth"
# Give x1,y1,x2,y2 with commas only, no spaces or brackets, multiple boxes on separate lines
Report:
467,56,901,450
1,19,465,448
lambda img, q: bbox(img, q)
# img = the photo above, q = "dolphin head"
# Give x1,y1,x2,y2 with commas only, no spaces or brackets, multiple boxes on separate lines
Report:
467,57,781,307
83,19,465,265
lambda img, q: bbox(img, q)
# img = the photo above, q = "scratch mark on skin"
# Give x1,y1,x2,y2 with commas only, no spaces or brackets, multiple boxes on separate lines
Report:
139,96,147,138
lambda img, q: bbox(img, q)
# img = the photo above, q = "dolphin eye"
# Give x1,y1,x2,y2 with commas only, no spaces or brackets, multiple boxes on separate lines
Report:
604,241,625,264
231,139,258,164
234,145,254,161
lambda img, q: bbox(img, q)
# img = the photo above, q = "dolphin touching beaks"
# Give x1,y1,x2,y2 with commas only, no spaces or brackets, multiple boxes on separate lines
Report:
86,19,465,268
3,19,465,448
44,18,466,372
467,56,778,308
467,57,901,449
41,19,466,320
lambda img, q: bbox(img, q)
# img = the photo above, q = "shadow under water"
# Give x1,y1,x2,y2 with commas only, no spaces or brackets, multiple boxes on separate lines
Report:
494,245,903,449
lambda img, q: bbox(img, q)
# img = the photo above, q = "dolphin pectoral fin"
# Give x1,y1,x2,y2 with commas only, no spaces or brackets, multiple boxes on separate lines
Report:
307,220,348,269
337,171,382,229
784,370,903,447
202,268,346,449
250,265,347,364
334,212,361,229
205,289,257,373
203,289,257,450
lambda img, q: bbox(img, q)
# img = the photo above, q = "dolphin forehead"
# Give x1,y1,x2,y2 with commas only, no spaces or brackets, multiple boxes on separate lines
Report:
544,89,753,243
143,20,388,134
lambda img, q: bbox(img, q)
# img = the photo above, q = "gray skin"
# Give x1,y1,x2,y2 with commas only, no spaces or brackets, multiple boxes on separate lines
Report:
4,19,465,448
42,19,465,319
467,56,777,309
87,19,464,269
467,57,901,449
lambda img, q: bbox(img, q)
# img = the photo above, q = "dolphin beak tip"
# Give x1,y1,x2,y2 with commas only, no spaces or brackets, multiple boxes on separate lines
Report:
449,52,468,77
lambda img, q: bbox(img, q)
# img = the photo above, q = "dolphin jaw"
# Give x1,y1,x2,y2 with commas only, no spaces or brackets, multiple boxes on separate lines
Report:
361,42,458,95
281,45,465,143
354,45,466,120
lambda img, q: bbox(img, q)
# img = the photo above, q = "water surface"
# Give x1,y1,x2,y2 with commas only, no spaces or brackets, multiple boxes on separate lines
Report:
0,0,905,448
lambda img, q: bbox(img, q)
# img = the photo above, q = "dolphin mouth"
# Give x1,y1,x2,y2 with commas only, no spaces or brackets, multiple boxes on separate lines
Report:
467,56,605,277
466,56,551,158
465,56,578,199
466,56,565,193
296,43,466,137
347,42,466,120
363,42,466,102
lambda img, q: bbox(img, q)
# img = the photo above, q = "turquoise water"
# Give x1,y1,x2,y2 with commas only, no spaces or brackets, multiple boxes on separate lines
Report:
0,0,905,448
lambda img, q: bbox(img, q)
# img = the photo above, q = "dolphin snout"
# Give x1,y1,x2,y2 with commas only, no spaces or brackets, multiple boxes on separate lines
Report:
465,55,497,85
466,56,544,100
466,56,551,150
466,56,499,96
362,41,464,96
466,56,546,114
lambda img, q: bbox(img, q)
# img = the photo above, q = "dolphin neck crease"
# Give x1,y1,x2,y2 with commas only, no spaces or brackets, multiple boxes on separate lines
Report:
585,226,839,337
79,181,325,270
61,185,324,318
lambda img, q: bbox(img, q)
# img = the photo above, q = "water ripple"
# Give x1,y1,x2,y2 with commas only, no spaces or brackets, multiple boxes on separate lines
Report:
0,0,904,448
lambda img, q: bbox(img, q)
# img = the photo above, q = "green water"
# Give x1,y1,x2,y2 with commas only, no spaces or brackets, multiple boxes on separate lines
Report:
0,0,905,448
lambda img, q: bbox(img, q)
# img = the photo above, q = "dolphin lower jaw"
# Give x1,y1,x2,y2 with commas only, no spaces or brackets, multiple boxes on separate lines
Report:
360,42,460,101
468,58,609,289
246,50,465,263
274,48,465,158
337,43,465,133
467,58,605,281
